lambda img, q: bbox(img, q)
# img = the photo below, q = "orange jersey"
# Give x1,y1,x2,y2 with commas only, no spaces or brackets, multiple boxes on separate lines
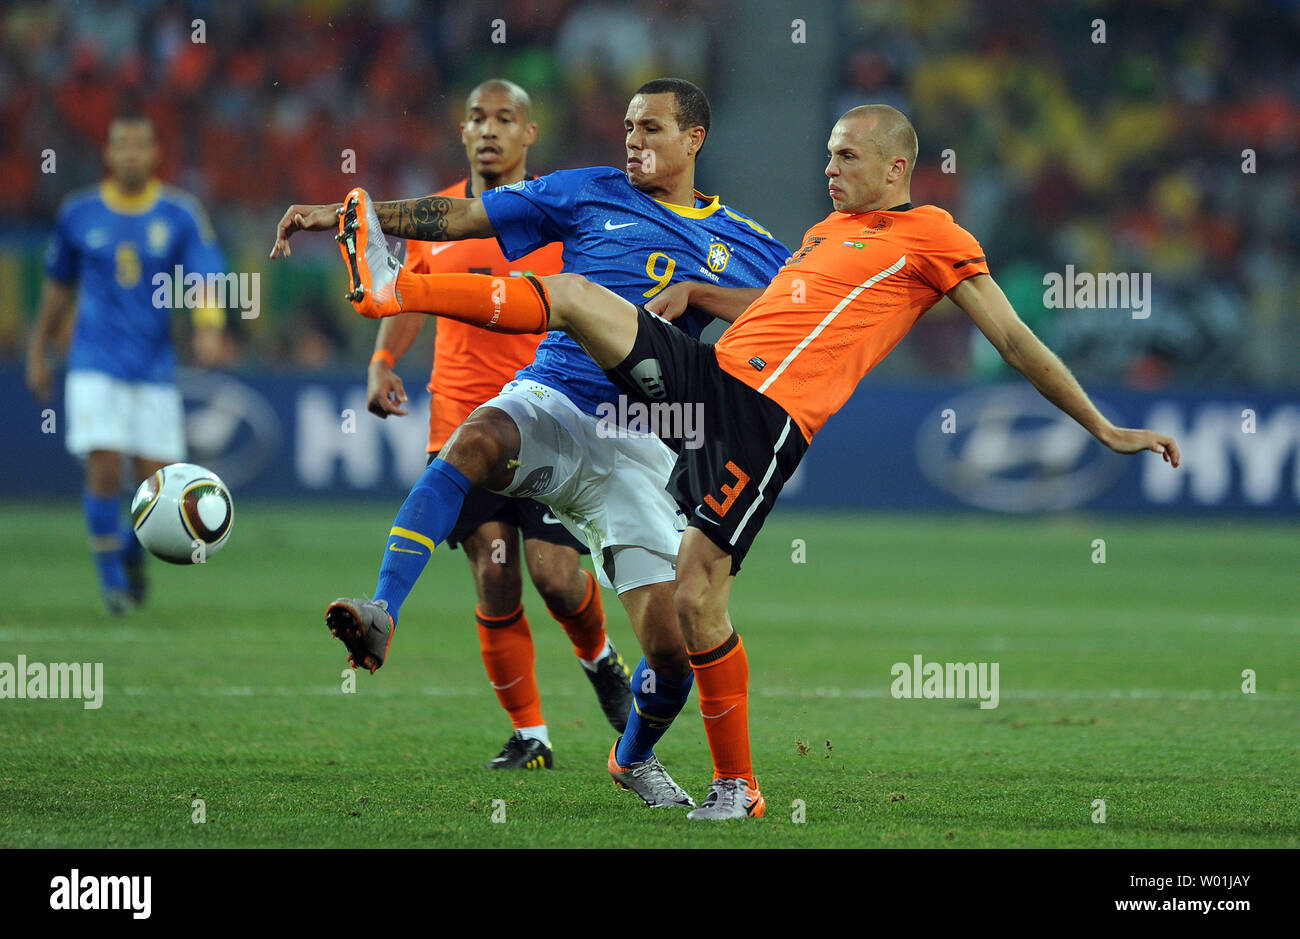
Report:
714,204,989,441
406,179,564,451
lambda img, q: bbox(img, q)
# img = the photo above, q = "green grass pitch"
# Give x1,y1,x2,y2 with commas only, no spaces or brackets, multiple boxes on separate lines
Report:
1,500,1295,848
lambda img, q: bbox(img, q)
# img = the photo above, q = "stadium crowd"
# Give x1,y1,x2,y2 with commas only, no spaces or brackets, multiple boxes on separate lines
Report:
836,0,1299,387
3,0,1296,387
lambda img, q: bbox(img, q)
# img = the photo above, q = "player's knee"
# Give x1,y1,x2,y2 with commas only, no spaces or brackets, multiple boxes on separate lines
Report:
473,555,523,611
644,643,690,680
444,409,519,490
540,272,585,306
673,583,703,630
635,608,690,676
133,459,165,484
673,575,722,633
539,272,592,328
85,451,122,495
530,565,582,612
445,419,503,464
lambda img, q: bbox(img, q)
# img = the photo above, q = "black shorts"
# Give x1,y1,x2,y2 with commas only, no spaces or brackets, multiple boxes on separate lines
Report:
603,307,808,575
427,452,588,554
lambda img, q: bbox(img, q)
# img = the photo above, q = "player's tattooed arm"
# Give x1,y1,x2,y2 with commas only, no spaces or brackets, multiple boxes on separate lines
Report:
270,196,494,257
373,197,495,242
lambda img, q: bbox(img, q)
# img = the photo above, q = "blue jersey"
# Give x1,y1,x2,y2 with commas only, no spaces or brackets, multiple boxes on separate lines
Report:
480,166,789,416
45,180,225,383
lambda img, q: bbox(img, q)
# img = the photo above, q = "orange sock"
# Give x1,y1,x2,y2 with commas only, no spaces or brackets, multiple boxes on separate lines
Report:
689,631,755,788
394,270,549,333
476,605,544,728
547,570,607,662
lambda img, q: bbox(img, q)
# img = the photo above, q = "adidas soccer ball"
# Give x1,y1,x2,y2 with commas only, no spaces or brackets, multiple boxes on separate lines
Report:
130,462,234,565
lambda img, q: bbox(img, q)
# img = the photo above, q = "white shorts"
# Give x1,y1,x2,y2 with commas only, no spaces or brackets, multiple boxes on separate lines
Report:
477,379,685,594
65,369,186,463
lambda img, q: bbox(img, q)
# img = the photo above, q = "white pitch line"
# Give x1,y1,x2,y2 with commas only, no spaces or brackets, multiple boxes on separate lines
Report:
741,602,1299,635
757,686,1294,702
0,628,159,642
120,685,487,698
113,685,1295,702
6,601,1292,644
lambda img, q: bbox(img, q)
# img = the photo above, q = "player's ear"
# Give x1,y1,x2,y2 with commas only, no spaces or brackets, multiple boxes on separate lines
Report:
688,125,706,156
522,122,538,147
460,122,469,146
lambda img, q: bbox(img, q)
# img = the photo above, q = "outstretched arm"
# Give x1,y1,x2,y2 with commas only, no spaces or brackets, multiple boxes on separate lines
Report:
948,273,1180,466
271,195,495,258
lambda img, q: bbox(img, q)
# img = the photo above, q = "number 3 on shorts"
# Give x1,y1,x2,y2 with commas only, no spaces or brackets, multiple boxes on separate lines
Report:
703,461,750,517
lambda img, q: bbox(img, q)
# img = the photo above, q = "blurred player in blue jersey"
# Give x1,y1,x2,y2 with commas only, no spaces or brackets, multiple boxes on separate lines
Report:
274,78,789,805
26,112,226,615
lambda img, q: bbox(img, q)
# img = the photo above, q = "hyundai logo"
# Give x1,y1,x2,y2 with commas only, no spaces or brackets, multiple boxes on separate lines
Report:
178,368,282,488
916,385,1127,512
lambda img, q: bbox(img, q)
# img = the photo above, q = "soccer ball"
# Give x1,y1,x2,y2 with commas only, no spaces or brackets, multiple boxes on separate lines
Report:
130,462,234,565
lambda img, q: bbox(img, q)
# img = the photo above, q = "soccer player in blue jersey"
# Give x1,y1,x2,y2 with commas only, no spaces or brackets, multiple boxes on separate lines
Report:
27,112,226,615
273,78,789,805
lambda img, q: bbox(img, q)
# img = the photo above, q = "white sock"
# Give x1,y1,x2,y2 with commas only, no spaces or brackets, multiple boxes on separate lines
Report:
579,638,613,672
516,725,549,747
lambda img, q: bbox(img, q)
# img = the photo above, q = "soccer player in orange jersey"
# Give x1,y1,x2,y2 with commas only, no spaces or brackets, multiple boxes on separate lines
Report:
364,80,632,770
276,80,792,811
320,103,1180,818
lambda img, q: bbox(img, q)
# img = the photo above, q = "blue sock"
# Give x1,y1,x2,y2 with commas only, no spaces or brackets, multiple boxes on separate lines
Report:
83,492,128,594
120,519,143,564
373,458,471,625
616,657,694,765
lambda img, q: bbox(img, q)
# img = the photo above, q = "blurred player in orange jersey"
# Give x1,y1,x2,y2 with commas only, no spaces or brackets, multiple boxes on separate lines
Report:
331,103,1181,817
364,79,632,770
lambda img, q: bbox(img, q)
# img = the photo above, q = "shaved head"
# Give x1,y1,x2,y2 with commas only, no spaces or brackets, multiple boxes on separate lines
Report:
837,105,918,181
467,79,532,121
460,79,537,190
824,104,917,213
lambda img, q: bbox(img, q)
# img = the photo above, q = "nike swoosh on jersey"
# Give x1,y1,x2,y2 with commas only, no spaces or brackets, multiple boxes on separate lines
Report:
388,542,423,554
541,513,561,524
604,220,637,230
426,242,457,255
